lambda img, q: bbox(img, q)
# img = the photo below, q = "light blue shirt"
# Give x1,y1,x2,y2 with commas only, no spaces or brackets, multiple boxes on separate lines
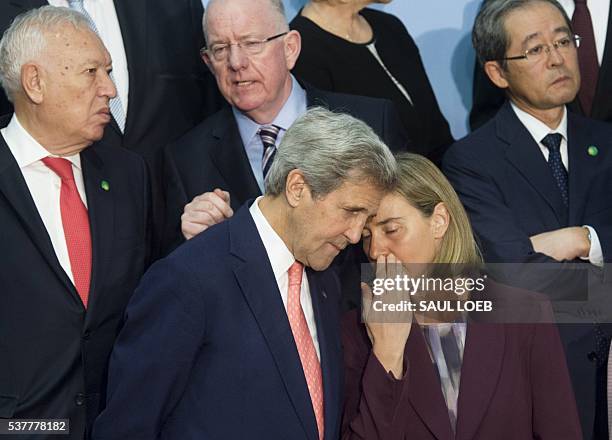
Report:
232,75,307,193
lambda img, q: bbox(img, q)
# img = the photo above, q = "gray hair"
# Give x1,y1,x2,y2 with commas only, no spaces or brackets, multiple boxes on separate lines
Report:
472,0,572,68
0,6,92,103
202,0,288,46
266,107,397,199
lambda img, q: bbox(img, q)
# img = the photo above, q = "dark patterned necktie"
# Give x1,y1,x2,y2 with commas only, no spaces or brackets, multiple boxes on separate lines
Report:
541,133,568,207
572,0,599,116
259,125,280,186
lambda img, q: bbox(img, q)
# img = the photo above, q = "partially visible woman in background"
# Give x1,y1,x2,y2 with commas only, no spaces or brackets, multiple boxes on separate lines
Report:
341,153,581,439
290,0,454,164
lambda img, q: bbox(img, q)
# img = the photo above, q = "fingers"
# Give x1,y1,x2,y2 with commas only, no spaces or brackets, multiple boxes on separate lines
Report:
194,190,234,219
213,188,231,205
361,282,373,323
180,190,234,240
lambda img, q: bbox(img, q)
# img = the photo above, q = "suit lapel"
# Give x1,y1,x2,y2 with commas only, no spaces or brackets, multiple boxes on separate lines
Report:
112,0,147,137
304,83,332,109
498,103,568,225
210,108,261,205
455,323,505,440
229,206,318,440
80,147,114,324
307,269,341,440
0,136,80,305
406,324,454,440
567,114,590,225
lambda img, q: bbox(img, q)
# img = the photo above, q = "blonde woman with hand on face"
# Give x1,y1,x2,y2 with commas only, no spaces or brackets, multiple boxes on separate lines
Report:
341,153,581,440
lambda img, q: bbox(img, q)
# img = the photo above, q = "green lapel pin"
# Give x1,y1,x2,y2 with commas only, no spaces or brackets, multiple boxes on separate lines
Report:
587,146,599,157
101,180,110,191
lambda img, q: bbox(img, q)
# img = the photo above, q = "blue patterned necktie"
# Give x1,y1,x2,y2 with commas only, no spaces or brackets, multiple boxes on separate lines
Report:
259,125,280,187
67,0,126,132
541,133,568,207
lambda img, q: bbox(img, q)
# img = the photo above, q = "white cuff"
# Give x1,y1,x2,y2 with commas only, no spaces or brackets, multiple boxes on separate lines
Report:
580,225,603,267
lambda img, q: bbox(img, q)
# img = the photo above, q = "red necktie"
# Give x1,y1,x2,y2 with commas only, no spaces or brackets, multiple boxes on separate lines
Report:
42,157,92,308
287,261,324,440
572,0,599,116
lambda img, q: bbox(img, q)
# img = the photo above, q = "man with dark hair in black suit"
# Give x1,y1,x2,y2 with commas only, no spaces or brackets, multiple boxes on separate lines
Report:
443,1,612,437
469,0,612,130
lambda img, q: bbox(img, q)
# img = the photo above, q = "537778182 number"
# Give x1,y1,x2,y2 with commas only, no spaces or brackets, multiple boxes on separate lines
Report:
0,419,69,434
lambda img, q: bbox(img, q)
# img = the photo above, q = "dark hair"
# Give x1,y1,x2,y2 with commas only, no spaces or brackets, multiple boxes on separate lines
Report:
472,0,572,68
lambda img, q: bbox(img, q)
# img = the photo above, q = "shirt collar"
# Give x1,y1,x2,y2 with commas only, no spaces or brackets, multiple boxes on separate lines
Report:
510,102,568,144
249,196,296,281
232,74,307,146
2,114,83,170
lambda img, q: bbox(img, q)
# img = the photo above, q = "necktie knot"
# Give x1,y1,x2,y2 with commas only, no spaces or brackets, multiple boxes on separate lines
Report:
258,125,280,143
42,157,75,182
574,0,587,4
541,133,563,152
259,125,280,186
68,0,83,5
288,261,304,288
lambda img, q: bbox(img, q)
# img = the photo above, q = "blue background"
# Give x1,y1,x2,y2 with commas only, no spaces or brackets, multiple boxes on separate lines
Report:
202,0,482,139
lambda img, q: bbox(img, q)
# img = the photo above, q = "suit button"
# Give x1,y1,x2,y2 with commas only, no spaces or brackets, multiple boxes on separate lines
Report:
588,351,598,362
83,331,91,340
75,393,86,406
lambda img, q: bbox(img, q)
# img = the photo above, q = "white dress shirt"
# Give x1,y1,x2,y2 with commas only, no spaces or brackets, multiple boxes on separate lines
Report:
1,115,88,284
511,103,603,266
48,0,129,115
558,0,609,65
249,196,321,360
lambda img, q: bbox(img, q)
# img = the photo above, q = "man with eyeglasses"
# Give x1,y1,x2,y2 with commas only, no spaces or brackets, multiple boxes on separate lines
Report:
158,0,408,256
470,0,612,130
443,0,612,437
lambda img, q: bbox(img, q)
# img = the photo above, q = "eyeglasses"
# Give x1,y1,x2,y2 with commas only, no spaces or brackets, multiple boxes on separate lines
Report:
497,34,581,62
201,32,288,62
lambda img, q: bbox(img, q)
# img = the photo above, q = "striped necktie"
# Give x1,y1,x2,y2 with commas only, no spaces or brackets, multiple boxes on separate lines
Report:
67,0,126,132
259,125,280,188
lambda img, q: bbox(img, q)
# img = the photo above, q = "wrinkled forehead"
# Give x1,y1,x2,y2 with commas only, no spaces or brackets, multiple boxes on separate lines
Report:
205,0,282,42
43,25,110,65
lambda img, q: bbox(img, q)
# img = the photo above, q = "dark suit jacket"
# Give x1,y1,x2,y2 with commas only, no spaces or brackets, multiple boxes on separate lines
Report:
92,202,344,440
0,135,149,439
341,307,582,440
444,102,612,266
469,2,612,130
0,0,223,157
160,84,409,255
442,101,612,437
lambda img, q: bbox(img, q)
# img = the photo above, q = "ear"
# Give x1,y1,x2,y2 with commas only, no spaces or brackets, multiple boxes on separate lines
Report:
431,202,450,240
283,30,301,70
483,61,509,89
21,63,44,104
201,51,216,74
285,169,308,208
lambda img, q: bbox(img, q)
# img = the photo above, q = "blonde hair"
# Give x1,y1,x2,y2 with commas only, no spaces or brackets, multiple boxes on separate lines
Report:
394,153,482,266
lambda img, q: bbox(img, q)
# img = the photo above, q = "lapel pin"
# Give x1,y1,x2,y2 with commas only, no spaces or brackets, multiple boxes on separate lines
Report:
587,146,599,157
100,180,110,191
